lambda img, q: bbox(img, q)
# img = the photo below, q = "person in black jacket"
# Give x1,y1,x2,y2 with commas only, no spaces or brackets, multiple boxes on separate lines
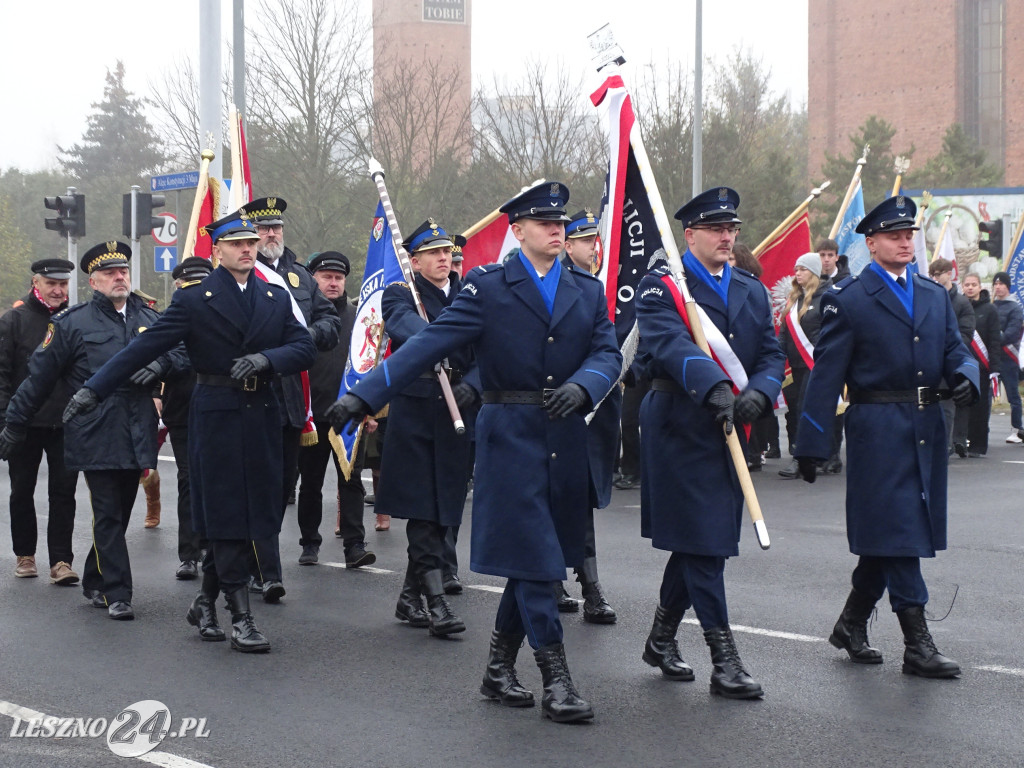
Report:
295,251,375,568
162,257,216,580
0,242,183,620
778,253,823,478
991,272,1024,443
244,197,342,603
0,259,78,583
961,273,1001,456
928,258,975,453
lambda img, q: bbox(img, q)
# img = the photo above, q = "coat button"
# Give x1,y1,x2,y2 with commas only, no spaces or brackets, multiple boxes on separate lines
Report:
914,336,920,342
917,371,923,377
546,375,554,383
919,439,925,445
690,390,697,396
547,336,554,343
729,333,734,339
550,453,557,459
918,405,924,411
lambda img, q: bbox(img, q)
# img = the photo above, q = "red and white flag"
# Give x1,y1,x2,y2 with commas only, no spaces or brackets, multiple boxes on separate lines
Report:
757,212,813,325
461,214,519,273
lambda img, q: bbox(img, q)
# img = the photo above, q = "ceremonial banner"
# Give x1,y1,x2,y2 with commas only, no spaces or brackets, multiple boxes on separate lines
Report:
330,202,405,478
461,215,518,272
757,211,812,324
912,227,929,274
1006,226,1024,310
934,223,958,279
836,180,870,276
592,74,667,346
192,182,219,260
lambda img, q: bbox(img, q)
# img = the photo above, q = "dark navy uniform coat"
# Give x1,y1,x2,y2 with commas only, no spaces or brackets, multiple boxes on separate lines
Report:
375,273,476,527
350,255,621,581
796,267,978,558
637,264,785,556
84,267,317,541
5,292,172,471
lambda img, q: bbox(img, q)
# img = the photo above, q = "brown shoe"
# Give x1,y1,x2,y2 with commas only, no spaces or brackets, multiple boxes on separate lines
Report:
142,469,161,528
49,561,79,586
375,514,391,532
15,555,38,578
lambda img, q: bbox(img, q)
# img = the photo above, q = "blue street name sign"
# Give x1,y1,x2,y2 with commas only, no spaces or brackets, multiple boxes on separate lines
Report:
155,246,178,273
151,172,200,192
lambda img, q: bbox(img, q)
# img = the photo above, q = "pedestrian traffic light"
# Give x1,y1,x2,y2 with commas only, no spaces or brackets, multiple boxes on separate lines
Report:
979,220,1003,259
122,191,167,238
43,194,86,238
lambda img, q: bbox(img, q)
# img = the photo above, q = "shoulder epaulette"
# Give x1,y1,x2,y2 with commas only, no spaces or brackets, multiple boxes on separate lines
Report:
180,279,202,289
731,266,756,279
392,281,410,290
469,263,505,277
831,275,858,293
650,265,671,277
569,267,601,282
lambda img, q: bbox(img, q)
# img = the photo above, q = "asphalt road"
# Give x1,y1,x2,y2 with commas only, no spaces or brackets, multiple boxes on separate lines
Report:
2,413,1023,768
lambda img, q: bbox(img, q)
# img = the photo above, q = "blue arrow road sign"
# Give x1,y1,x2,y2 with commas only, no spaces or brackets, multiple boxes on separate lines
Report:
155,247,177,273
151,171,200,192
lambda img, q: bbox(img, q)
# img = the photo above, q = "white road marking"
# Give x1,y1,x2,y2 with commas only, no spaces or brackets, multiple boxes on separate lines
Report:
319,562,394,574
975,665,1024,677
1001,460,1024,464
466,584,505,594
682,618,821,643
0,700,216,768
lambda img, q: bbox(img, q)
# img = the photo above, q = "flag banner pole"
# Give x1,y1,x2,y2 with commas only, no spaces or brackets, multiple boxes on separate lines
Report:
591,44,769,549
752,182,830,258
891,155,910,197
181,147,215,260
915,191,932,228
931,209,953,262
829,145,869,239
228,104,245,210
460,179,544,240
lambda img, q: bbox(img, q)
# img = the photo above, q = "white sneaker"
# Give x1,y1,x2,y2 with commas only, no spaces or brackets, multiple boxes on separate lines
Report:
1006,431,1022,444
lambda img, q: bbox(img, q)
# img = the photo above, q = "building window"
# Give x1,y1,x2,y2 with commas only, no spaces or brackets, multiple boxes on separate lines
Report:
961,0,1004,167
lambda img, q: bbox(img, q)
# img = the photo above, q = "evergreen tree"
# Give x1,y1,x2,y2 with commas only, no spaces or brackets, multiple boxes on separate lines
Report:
0,194,36,309
914,124,1003,188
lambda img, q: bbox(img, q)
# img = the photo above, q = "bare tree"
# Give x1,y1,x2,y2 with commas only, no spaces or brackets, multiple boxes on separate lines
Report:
148,58,203,169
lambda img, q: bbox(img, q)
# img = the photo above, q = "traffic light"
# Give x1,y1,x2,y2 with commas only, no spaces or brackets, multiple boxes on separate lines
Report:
122,191,166,238
979,220,1003,259
43,194,86,238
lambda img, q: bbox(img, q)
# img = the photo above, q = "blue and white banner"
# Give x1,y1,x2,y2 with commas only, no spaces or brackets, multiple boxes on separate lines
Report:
837,180,870,276
330,201,405,479
1006,224,1024,309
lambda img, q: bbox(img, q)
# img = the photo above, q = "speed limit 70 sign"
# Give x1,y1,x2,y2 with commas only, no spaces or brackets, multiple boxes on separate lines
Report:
152,213,178,246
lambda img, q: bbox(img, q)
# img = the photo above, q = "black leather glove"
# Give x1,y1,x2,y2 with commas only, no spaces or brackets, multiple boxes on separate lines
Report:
0,424,27,461
797,457,817,484
452,381,479,411
703,381,735,435
129,360,166,388
326,393,372,435
952,374,979,408
62,388,100,424
230,353,271,381
543,382,589,419
734,389,769,424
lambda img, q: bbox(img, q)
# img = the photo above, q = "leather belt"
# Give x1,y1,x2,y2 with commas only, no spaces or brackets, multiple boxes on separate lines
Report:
651,377,685,395
418,368,464,382
848,387,951,406
196,373,271,392
481,390,554,405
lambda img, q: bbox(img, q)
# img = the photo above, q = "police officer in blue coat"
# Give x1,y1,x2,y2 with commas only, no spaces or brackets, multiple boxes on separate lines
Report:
636,187,784,699
0,242,180,620
63,211,317,652
795,195,978,679
328,181,621,723
381,218,477,636
555,208,618,623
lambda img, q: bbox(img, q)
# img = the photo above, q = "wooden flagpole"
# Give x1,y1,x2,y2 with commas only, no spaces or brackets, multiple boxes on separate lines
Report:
752,181,831,258
931,209,953,262
460,178,546,240
228,104,245,210
891,156,910,197
181,145,215,261
828,145,869,239
915,191,932,228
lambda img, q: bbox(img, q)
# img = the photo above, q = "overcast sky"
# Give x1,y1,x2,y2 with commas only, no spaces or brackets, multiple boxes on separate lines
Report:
1,0,808,172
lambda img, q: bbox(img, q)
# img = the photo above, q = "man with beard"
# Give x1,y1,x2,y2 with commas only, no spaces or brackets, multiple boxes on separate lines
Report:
244,197,341,602
295,251,375,568
0,242,180,620
0,259,79,583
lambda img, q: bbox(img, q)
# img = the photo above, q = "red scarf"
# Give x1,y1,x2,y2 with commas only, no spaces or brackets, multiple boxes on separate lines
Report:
32,287,63,314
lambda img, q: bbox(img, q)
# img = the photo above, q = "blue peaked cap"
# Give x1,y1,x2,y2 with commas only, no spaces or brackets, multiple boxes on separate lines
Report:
500,181,571,223
855,195,920,236
673,187,742,229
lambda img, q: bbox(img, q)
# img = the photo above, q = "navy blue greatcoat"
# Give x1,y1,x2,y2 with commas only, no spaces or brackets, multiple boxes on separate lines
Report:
637,264,784,556
84,267,318,541
796,267,978,558
5,292,172,471
375,273,476,526
350,255,621,581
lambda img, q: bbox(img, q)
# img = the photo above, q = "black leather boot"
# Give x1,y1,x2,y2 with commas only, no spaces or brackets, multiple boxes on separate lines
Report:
897,606,961,678
533,644,594,722
480,631,535,707
223,586,271,653
829,588,882,664
703,627,763,699
642,605,695,680
395,563,429,628
554,581,579,613
186,590,226,642
421,569,466,636
576,557,616,624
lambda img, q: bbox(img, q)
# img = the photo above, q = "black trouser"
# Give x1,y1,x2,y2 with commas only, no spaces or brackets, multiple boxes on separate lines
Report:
784,366,811,453
442,526,459,577
748,412,780,458
81,469,140,604
619,377,649,477
966,378,993,454
8,427,77,566
167,426,204,562
659,552,729,629
406,518,448,579
203,539,250,592
297,419,366,548
851,555,928,611
495,579,563,649
250,425,302,582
